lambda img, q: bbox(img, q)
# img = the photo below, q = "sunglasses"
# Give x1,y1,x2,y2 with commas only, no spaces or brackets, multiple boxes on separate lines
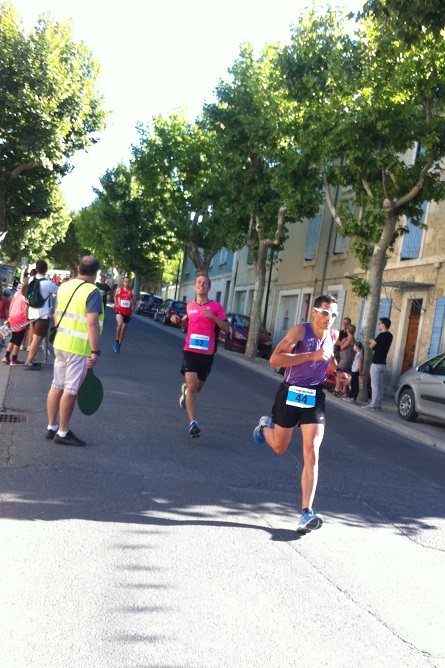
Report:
314,307,338,318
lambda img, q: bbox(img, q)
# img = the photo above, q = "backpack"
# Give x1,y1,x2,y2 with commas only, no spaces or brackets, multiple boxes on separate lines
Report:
25,278,49,308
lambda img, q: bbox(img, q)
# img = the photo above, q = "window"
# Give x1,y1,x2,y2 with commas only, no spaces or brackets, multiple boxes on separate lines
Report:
333,232,348,254
219,247,227,265
428,297,445,358
400,201,427,260
304,208,322,261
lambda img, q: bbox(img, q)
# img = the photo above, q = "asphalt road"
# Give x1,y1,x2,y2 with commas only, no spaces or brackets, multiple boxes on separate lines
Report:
0,309,444,668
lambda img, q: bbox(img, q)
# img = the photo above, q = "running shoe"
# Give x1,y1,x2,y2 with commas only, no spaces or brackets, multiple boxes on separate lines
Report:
10,360,25,366
2,356,10,365
189,421,201,438
297,509,324,533
253,416,272,445
179,383,187,409
342,397,356,403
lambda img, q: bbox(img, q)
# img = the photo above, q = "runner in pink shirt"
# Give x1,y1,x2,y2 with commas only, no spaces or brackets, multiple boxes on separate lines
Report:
171,272,230,438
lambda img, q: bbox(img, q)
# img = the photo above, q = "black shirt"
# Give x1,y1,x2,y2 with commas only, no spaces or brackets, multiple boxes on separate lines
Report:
372,331,393,365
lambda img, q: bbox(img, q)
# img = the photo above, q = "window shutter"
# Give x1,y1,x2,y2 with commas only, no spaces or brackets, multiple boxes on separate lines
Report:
333,233,348,254
400,201,427,260
375,298,392,336
428,297,445,357
357,300,365,340
304,208,322,261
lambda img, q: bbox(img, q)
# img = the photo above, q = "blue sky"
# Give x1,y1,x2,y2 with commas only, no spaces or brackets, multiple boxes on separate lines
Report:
12,0,363,210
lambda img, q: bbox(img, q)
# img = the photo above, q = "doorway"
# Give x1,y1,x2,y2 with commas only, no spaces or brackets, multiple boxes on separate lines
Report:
401,300,423,374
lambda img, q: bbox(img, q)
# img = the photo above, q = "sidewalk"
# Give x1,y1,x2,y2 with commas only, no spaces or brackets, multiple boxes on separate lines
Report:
1,322,444,453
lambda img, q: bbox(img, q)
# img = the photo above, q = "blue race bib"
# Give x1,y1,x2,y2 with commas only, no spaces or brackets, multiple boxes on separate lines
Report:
286,385,316,408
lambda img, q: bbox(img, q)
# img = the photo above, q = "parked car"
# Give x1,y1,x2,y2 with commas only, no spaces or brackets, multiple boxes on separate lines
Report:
135,293,162,317
155,299,187,326
218,313,273,358
395,351,445,422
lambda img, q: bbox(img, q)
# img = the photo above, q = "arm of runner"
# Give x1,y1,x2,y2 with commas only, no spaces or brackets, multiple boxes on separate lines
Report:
201,307,230,333
270,324,312,369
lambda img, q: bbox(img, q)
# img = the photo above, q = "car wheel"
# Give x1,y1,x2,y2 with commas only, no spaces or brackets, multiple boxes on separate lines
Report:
224,335,232,351
398,388,418,422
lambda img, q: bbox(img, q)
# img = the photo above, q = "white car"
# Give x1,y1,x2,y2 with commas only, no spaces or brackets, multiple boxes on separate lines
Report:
395,352,445,422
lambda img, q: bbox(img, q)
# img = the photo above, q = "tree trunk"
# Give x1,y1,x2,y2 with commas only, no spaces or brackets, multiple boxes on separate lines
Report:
133,269,141,300
245,240,268,358
358,205,398,401
0,184,7,235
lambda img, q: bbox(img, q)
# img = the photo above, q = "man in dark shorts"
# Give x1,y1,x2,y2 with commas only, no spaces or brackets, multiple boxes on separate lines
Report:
113,276,135,352
253,295,339,533
171,272,230,438
95,275,111,311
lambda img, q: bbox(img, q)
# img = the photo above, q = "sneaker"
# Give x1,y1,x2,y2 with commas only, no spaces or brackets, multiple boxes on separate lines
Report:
2,356,10,365
179,383,187,409
189,421,201,438
53,430,86,447
361,403,374,409
297,509,324,533
253,416,272,445
45,428,58,440
342,397,356,403
113,341,119,353
10,360,25,366
24,362,41,370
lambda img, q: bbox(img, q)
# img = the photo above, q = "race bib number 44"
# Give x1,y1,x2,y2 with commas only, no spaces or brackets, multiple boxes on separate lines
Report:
189,334,210,351
286,385,316,408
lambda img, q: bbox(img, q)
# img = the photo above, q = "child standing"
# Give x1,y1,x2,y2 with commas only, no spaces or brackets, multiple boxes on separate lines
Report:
344,341,363,403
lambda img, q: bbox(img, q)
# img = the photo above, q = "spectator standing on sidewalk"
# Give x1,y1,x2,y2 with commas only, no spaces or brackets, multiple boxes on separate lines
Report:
1,279,29,366
362,318,393,412
253,295,339,534
24,260,59,370
0,287,10,347
46,255,103,446
343,341,363,404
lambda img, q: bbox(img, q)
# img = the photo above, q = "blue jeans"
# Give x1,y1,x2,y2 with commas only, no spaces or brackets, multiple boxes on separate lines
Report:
370,363,386,408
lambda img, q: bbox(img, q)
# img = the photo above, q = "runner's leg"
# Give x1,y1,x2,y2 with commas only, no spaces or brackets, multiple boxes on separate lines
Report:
184,371,205,424
300,422,324,510
262,424,293,455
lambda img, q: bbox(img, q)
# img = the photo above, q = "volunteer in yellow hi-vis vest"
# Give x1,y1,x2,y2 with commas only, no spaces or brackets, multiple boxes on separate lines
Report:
55,280,104,355
46,256,103,447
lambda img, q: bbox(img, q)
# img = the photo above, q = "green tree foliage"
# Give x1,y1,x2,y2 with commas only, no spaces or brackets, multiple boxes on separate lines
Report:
205,44,323,357
0,1,107,243
48,218,87,275
76,163,176,293
278,7,445,396
133,111,235,274
2,174,71,262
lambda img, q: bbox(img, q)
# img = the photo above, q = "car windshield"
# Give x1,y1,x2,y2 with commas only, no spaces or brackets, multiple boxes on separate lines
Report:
419,353,445,374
